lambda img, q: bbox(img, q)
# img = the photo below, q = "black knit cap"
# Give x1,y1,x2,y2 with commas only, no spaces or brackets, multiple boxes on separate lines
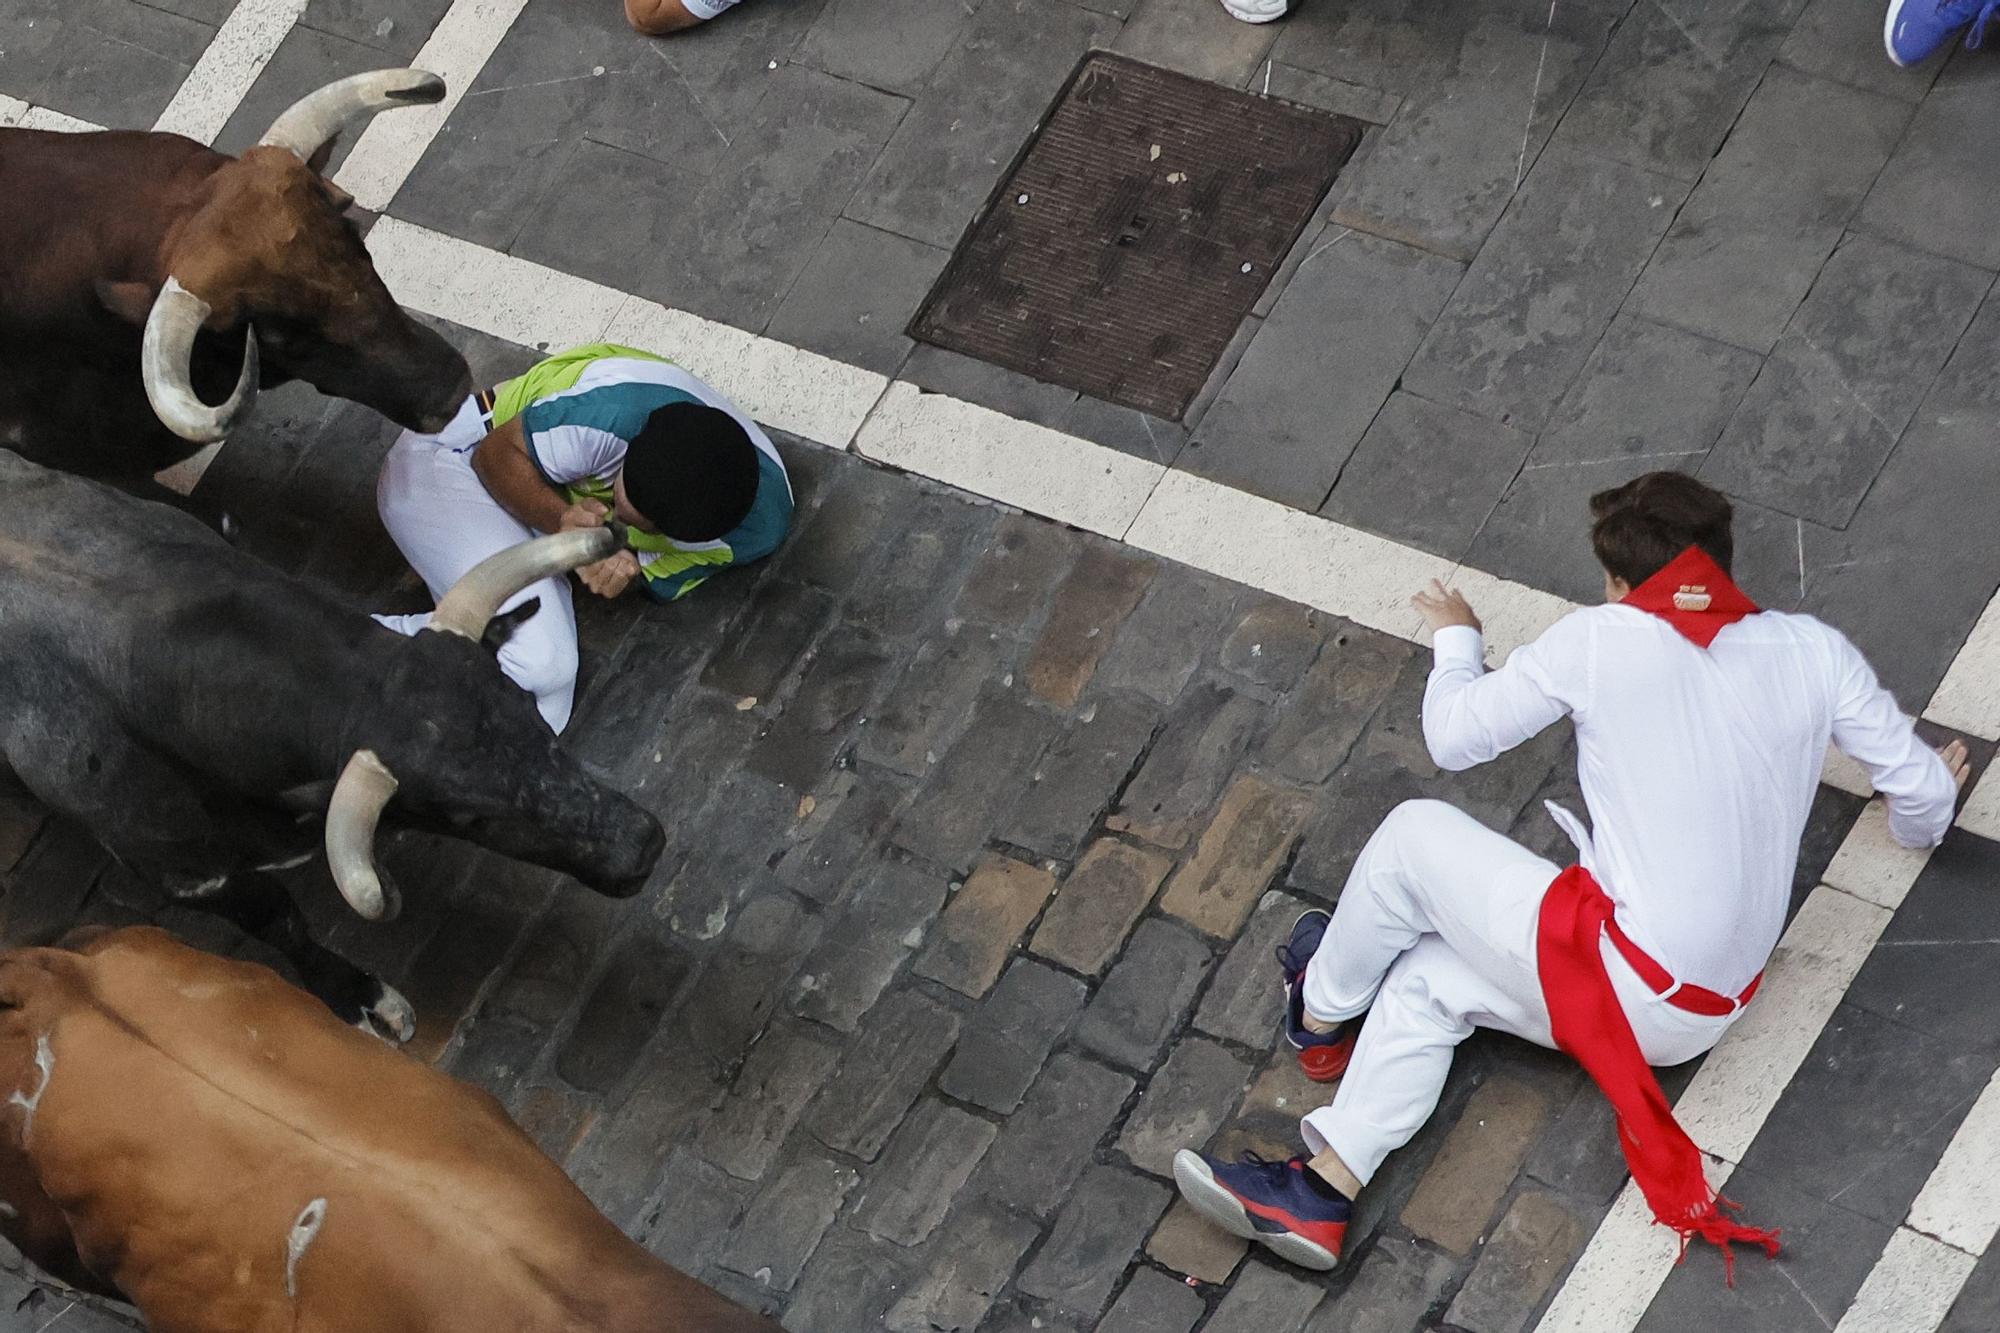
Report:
619,401,760,543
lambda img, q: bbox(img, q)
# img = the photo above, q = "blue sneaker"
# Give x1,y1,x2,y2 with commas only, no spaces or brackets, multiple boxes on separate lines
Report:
1172,1149,1350,1270
1885,0,1997,66
1278,909,1359,1083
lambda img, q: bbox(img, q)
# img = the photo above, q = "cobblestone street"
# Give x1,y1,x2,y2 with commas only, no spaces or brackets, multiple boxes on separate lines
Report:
6,0,2000,1330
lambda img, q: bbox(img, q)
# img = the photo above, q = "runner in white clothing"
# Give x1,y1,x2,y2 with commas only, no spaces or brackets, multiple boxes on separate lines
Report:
625,0,747,35
1172,471,1968,1274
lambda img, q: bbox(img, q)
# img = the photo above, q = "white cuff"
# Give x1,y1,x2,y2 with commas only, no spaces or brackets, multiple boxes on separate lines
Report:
1431,624,1485,669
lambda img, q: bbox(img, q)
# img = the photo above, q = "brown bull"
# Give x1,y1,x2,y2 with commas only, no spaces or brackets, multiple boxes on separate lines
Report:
0,71,472,481
0,928,777,1333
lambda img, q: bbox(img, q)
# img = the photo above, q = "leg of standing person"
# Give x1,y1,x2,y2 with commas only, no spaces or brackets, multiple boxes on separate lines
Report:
374,406,581,733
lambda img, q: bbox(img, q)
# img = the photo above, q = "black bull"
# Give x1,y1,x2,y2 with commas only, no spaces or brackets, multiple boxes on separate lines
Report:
0,451,665,1035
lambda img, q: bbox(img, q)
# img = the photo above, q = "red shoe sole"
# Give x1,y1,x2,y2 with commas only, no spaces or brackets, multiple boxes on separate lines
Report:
1298,1031,1356,1083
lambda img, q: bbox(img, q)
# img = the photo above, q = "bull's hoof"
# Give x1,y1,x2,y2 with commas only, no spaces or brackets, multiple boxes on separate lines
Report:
355,980,416,1046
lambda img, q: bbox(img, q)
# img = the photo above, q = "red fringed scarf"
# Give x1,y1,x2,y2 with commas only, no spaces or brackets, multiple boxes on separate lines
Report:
1535,546,1782,1280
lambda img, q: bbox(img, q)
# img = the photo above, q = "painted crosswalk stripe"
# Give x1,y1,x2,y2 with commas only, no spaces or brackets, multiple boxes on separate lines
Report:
151,0,312,144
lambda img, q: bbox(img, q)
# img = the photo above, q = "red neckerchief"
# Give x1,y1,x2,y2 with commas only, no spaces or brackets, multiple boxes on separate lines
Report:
1620,546,1759,648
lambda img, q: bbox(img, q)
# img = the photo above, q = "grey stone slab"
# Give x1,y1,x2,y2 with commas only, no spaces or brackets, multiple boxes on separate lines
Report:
784,459,916,594
701,579,837,702
654,773,801,942
1857,56,2000,271
0,0,75,119
1196,890,1309,1048
212,25,387,170
940,958,1088,1113
1701,233,1991,527
1537,315,1768,467
764,219,949,375
1094,566,1238,705
554,930,696,1093
881,1203,1041,1333
1189,231,1462,509
36,0,213,130
1627,208,1846,354
857,623,1011,778
1330,7,1613,261
744,624,895,791
566,1049,725,1227
1205,1262,1327,1333
1261,624,1412,785
1115,1037,1254,1174
131,0,233,22
1846,833,2000,1059
1261,63,1403,126
1739,1001,1994,1231
637,1147,753,1274
1057,393,1189,467
1114,0,1283,86
784,1224,920,1333
807,989,961,1161
718,1155,859,1291
846,0,1122,249
1636,1164,1889,1332
798,0,976,95
1307,1234,1456,1333
301,0,455,59
974,1051,1136,1219
956,512,1082,632
1108,680,1266,850
1004,692,1161,860
1463,455,1697,608
1402,149,1682,433
839,484,993,636
851,1099,998,1247
893,685,1061,871
1075,918,1214,1071
1321,390,1535,559
1098,1267,1205,1333
1553,0,1811,182
1523,1078,1630,1207
1446,1189,1591,1333
1779,0,1950,100
694,1025,843,1181
1221,600,1328,693
1942,1242,2000,1333
776,765,911,903
1270,0,1564,98
1697,67,1913,227
1016,1166,1171,1316
791,856,948,1032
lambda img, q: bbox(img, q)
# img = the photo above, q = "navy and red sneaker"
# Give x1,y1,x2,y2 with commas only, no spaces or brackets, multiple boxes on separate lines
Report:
1278,909,1359,1082
1172,1149,1350,1270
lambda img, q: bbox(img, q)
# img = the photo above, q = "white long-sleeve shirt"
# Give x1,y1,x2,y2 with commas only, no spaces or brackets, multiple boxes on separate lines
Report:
1425,607,1957,994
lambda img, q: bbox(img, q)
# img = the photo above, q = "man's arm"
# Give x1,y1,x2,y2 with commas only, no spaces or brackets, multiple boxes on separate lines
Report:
1415,581,1577,772
1827,633,1965,848
470,417,572,534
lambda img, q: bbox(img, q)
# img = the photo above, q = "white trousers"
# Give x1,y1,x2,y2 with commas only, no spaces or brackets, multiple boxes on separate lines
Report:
374,397,579,733
1299,799,1739,1184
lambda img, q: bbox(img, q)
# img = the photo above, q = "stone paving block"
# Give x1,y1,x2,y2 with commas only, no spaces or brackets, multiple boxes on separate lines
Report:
718,1155,859,1292
699,579,837,705
957,513,1085,632
974,1052,1136,1220
1400,1074,1557,1254
857,623,1010,778
847,0,1122,249
301,0,453,59
514,1083,593,1162
378,899,527,1065
1197,890,1310,1047
1553,0,1810,181
1268,0,1515,97
1306,1234,1456,1333
783,461,914,595
1220,600,1327,693
1189,232,1463,509
1098,1266,1206,1333
792,856,948,1031
1025,547,1158,708
1533,315,1765,468
1109,681,1266,849
881,1202,1042,1333
2,821,107,948
1321,389,1536,559
1004,692,1161,860
1094,567,1239,704
566,1051,724,1228
895,686,1060,870
840,491,994,638
1780,0,1950,101
1330,8,1612,261
554,930,696,1094
30,0,213,130
1212,1054,1330,1161
676,890,826,1072
912,854,1057,998
797,0,976,95
1030,839,1176,976
656,773,800,942
1942,1242,2000,1333
1260,63,1404,126
1446,1188,1592,1333
1017,1165,1172,1316
783,1224,919,1333
850,1099,998,1247
1160,775,1315,939
637,1147,753,1275
1204,1261,1326,1333
1701,233,1990,528
1522,1080,1629,1207
1114,0,1282,85
1402,148,1682,433
1858,59,2000,271
807,990,960,1161
694,1025,843,1182
1148,1198,1250,1282
1627,207,1847,356
1075,918,1215,1071
743,623,894,791
1117,1037,1255,1175
776,766,912,902
939,957,1088,1113
765,219,951,375
1261,625,1412,785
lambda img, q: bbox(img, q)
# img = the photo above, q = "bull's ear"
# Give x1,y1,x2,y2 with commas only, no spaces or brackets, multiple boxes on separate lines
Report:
482,596,542,653
306,134,339,177
95,279,157,326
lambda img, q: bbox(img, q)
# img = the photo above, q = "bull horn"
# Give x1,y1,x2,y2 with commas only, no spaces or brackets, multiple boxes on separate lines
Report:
141,277,258,444
427,528,623,640
325,750,399,921
259,69,446,162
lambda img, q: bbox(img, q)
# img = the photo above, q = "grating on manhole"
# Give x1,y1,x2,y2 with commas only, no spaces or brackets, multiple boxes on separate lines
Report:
910,52,1365,422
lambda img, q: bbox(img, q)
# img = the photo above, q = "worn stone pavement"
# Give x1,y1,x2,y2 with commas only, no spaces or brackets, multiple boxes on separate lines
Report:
7,0,2000,1329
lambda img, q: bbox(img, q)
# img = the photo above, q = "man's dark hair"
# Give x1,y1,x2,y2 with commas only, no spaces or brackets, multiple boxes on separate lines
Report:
620,402,760,543
1588,471,1734,588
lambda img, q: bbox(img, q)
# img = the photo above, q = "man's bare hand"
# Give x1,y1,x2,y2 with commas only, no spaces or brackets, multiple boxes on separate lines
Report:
558,499,610,533
578,550,640,599
1413,580,1481,635
1939,739,1973,792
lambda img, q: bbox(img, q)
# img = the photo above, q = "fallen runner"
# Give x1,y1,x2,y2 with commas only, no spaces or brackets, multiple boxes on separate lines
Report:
1173,470,1968,1273
625,0,749,34
376,342,793,733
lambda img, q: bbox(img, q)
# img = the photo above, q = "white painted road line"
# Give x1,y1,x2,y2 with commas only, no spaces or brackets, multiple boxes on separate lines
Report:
1957,763,2000,841
1833,1230,1977,1333
15,106,99,133
1926,595,2000,742
1909,1065,2000,1255
333,0,533,211
151,0,311,143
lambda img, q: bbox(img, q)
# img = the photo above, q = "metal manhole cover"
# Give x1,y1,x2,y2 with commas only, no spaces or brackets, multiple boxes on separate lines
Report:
910,52,1365,422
